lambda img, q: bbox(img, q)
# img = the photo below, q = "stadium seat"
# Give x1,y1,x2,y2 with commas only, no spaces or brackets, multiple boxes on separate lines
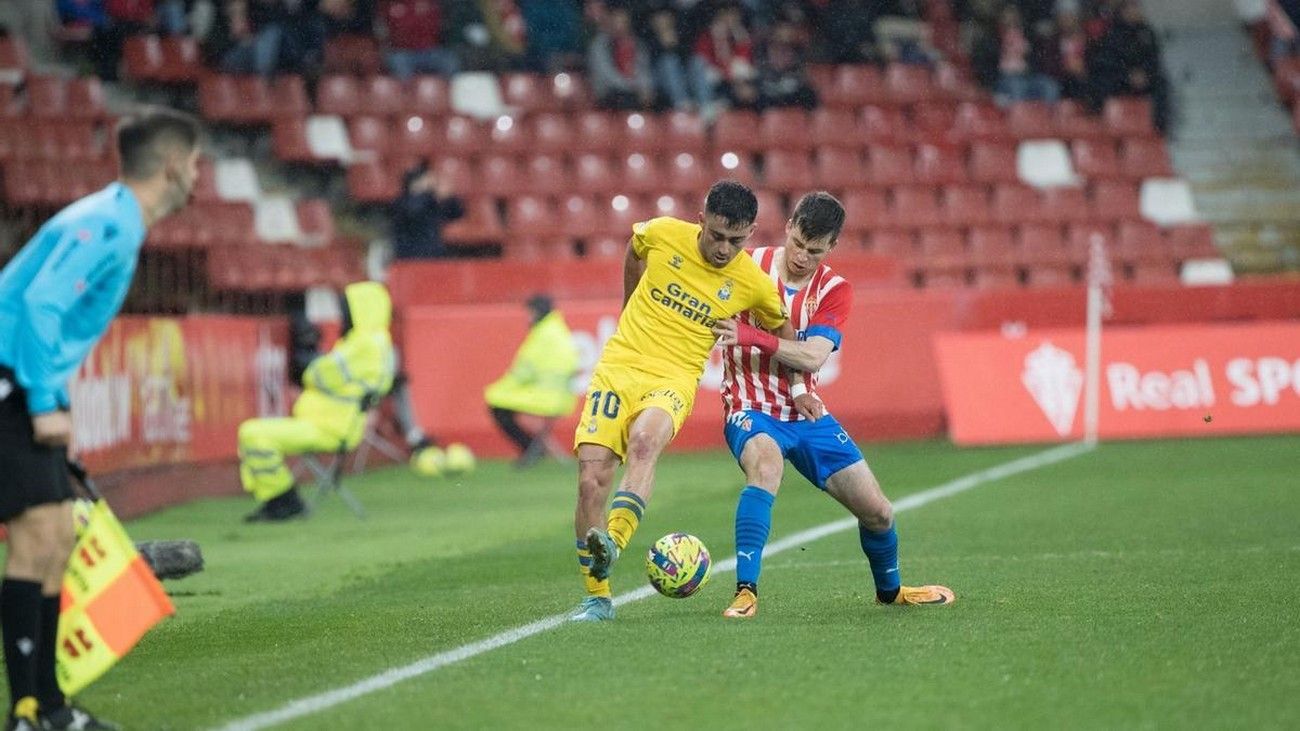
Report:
1104,97,1157,138
1166,223,1218,259
207,202,256,245
934,62,984,102
713,150,759,187
1091,180,1141,221
764,150,815,192
318,76,363,117
1120,139,1174,178
1055,100,1108,140
501,73,555,114
1128,259,1180,283
666,151,712,194
271,76,310,119
363,75,407,117
650,193,692,219
914,143,967,186
1040,186,1090,223
558,194,600,238
0,36,27,83
435,157,480,197
1072,139,1121,179
972,264,1020,289
969,142,1019,183
967,226,1018,265
296,199,336,246
442,116,488,156
841,188,892,235
199,75,246,123
159,36,201,82
920,265,968,289
122,35,163,81
860,105,908,145
348,116,390,158
992,184,1045,224
954,102,1011,142
573,112,623,153
304,116,353,162
620,153,661,194
1017,140,1079,188
1066,223,1114,265
26,76,67,118
443,197,504,244
1016,222,1064,258
918,228,967,268
891,186,942,229
663,111,708,153
752,190,788,241
0,85,16,118
885,63,934,105
254,196,304,243
393,115,438,158
813,147,865,191
713,110,763,153
479,154,526,197
603,194,653,238
323,34,382,75
573,153,618,195
941,185,992,227
1023,262,1075,287
488,115,532,154
530,113,575,154
191,159,220,203
1007,102,1056,139
910,101,958,144
215,158,262,201
823,65,887,108
760,109,812,151
409,75,450,117
524,154,566,194
869,228,915,258
866,145,915,186
582,236,624,260
809,109,861,150
1115,219,1162,260
1139,178,1198,225
54,122,101,161
506,195,562,238
550,72,592,111
622,112,664,152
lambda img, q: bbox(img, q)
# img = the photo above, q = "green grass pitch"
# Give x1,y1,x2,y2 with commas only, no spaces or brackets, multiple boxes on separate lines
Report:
5,436,1299,729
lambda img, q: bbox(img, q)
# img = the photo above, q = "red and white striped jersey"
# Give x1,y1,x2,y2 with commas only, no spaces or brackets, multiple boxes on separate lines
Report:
720,246,853,421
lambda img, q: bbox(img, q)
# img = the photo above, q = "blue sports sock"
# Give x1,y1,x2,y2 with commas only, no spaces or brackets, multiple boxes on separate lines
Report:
859,523,901,598
734,486,775,587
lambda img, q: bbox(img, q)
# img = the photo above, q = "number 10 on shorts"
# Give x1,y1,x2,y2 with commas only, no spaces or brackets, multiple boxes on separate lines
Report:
589,390,622,420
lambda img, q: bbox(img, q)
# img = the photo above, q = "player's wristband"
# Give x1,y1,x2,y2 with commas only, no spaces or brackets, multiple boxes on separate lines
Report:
736,322,779,355
789,382,808,398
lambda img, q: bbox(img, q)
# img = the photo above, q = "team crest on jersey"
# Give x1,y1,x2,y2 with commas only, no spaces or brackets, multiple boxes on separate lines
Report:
669,254,683,269
726,411,753,432
804,296,818,319
718,279,734,301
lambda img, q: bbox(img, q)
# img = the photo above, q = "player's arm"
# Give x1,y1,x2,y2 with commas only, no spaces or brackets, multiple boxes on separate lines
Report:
623,237,646,308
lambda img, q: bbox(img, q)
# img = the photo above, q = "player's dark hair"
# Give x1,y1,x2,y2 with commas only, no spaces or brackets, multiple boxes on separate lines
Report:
704,180,759,227
790,191,845,244
116,107,201,180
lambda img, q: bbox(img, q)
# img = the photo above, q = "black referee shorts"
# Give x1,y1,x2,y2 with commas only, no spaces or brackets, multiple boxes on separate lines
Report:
0,366,75,523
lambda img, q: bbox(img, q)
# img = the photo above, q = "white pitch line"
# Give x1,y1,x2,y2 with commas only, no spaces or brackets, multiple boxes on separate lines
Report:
213,441,1094,731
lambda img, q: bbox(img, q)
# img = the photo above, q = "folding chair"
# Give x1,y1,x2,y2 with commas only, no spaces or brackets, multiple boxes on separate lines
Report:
299,392,382,519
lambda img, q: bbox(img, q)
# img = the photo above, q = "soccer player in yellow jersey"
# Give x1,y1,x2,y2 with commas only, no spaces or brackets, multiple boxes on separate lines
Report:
570,181,789,622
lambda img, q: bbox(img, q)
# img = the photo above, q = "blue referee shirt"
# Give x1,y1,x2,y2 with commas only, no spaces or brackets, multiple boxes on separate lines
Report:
0,182,146,415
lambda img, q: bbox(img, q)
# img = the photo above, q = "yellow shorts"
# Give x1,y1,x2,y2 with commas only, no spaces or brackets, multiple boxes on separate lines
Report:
573,363,697,461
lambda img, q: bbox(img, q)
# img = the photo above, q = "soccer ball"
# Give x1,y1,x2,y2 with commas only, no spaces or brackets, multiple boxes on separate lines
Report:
409,446,446,477
645,533,712,598
444,443,476,475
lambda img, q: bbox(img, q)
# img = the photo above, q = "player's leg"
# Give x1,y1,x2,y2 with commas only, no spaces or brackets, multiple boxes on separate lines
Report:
3,503,70,728
570,370,631,621
721,412,792,618
574,443,619,600
238,417,337,522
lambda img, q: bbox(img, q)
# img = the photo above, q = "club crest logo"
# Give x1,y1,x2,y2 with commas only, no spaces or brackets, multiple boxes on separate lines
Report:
804,295,818,319
669,254,684,270
718,279,734,301
1021,341,1083,437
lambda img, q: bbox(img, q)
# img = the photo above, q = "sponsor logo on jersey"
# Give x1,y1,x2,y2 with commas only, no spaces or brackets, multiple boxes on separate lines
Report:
648,281,718,327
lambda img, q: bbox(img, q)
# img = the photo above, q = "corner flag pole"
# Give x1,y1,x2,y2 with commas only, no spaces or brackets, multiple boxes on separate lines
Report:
1083,232,1112,446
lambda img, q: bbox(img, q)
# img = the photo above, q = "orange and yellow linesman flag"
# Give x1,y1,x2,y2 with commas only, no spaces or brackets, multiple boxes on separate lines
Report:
56,500,174,696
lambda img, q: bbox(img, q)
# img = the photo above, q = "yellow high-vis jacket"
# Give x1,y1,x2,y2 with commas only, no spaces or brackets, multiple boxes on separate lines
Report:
485,311,579,417
294,281,396,447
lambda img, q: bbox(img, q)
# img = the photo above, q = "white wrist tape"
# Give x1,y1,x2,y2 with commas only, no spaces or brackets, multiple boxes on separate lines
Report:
790,382,808,398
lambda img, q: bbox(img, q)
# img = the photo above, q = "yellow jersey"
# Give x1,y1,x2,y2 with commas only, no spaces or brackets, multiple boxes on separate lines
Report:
598,216,788,380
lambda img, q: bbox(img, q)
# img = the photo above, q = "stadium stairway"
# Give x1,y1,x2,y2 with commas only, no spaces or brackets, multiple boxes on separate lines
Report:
1155,3,1300,273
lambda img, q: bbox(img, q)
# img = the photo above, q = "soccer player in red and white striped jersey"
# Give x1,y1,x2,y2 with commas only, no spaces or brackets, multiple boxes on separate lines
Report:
712,192,955,618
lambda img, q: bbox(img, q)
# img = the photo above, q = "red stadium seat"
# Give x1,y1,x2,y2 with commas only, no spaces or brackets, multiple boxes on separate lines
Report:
479,154,526,197
272,119,315,163
1119,139,1174,178
885,63,935,105
860,105,908,145
969,142,1018,184
192,158,220,202
317,75,363,117
713,150,760,187
1023,262,1075,287
910,101,957,144
345,161,398,204
622,112,665,152
550,72,592,111
442,116,488,156
713,110,763,153
393,115,438,158
531,113,575,153
752,189,788,241
26,76,67,118
207,202,256,244
501,73,555,113
1115,220,1162,260
941,184,991,227
573,112,623,153
348,116,390,158
666,151,712,194
524,154,566,194
1056,100,1107,140
953,102,1011,142
810,109,861,150
573,154,618,195
296,199,336,245
1072,139,1120,179
53,122,101,161
619,153,661,194
914,143,967,185
866,145,914,186
1104,97,1157,138
760,109,812,151
363,75,407,117
1007,102,1056,138
1090,180,1141,221
1128,259,1179,283
1040,186,1090,223
199,75,241,122
972,265,1020,289
813,147,865,191
122,35,163,81
443,197,505,244
0,36,28,80
1166,223,1217,259
764,150,815,192
823,65,887,108
582,236,624,260
488,115,532,154
891,186,942,229
270,76,310,119
434,157,477,196
506,195,562,238
968,226,1018,265
158,36,201,82
869,229,916,258
918,228,967,268
409,75,450,117
934,62,984,102
1015,222,1064,259
602,194,654,238
842,188,892,236
323,34,381,75
663,111,708,153
993,184,1045,225
650,192,692,219
1066,223,1114,263
558,194,600,238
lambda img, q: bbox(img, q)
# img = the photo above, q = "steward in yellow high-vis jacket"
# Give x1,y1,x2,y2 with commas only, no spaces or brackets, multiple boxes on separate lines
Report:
485,295,579,467
240,281,396,522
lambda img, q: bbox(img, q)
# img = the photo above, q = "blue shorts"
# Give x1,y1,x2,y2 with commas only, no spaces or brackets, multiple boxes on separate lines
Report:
723,410,865,491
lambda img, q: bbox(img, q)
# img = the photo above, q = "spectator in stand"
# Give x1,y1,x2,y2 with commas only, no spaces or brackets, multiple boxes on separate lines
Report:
320,0,374,36
94,0,157,79
972,4,1060,104
645,5,717,113
757,15,816,108
1267,0,1300,58
390,161,465,260
1090,0,1169,132
1040,7,1095,104
519,0,584,71
818,0,879,63
55,0,107,53
588,5,655,110
694,2,760,109
875,0,940,66
0,0,61,66
217,0,285,76
379,0,460,79
465,0,530,70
